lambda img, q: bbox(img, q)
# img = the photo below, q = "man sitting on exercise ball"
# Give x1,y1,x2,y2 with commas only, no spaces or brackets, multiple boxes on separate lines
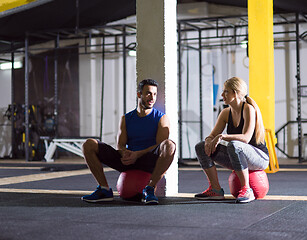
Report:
81,79,176,205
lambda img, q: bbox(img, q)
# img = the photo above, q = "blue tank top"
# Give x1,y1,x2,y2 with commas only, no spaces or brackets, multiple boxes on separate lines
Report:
125,108,165,151
227,102,269,156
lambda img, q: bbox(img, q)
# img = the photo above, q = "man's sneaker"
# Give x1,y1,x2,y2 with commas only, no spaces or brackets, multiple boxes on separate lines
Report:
236,186,255,203
81,186,113,203
142,186,159,205
195,186,225,200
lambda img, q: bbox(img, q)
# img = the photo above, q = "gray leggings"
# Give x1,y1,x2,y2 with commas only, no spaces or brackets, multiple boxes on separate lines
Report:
195,140,269,171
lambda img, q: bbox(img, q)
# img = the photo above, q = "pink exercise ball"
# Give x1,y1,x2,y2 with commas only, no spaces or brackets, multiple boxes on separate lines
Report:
228,170,269,199
116,169,151,200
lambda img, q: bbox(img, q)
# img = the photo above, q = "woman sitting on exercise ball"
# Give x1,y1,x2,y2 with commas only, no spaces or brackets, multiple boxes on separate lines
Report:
195,77,269,203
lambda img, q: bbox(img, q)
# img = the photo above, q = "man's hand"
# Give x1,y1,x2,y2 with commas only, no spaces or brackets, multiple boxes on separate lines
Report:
120,149,138,165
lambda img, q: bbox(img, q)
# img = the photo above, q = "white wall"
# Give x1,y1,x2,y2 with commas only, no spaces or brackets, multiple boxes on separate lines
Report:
78,36,137,148
0,70,11,157
179,22,307,160
0,70,11,108
1,21,307,160
273,24,307,158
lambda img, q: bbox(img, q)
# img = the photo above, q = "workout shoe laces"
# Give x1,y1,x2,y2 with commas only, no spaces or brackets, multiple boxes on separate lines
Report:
81,186,113,203
236,186,255,203
142,186,159,205
195,186,225,200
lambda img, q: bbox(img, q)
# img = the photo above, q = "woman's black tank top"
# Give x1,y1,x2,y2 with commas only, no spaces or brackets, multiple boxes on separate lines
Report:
226,102,269,155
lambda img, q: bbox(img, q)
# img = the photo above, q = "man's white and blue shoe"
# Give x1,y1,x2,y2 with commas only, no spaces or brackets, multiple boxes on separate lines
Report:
81,186,113,203
142,185,159,205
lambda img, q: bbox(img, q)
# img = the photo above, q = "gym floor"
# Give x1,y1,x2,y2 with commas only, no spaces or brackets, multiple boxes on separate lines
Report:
0,158,306,240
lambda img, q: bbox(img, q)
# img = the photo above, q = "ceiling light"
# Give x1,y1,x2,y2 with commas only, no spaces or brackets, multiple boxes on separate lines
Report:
128,50,136,57
240,38,248,49
0,61,23,70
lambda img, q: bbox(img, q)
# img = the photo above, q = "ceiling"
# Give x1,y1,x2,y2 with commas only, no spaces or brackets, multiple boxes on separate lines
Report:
0,0,306,53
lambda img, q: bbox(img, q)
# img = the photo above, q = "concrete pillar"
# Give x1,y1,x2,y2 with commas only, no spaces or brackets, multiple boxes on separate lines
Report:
90,38,97,136
136,0,178,196
248,0,275,133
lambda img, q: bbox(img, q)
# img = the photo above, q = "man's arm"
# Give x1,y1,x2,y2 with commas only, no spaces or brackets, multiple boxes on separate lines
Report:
117,115,138,166
117,115,127,156
156,114,170,144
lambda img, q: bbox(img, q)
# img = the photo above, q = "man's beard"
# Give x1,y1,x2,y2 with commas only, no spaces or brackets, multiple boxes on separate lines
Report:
141,99,153,110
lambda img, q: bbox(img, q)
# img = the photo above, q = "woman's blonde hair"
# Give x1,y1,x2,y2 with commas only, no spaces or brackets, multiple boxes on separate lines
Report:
224,77,265,144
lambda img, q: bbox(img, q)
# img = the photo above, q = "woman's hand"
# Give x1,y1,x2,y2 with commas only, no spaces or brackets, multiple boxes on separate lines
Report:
205,134,223,156
211,134,223,154
204,139,212,156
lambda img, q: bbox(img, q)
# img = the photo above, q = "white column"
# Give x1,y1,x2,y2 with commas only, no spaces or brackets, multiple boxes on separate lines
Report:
136,0,178,196
90,38,97,136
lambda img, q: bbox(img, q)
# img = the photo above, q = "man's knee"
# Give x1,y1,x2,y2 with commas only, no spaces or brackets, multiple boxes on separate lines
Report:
160,139,176,156
82,138,98,154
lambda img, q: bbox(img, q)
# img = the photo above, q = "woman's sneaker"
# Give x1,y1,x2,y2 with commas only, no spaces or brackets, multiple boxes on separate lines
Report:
195,186,225,200
81,186,113,203
236,186,255,203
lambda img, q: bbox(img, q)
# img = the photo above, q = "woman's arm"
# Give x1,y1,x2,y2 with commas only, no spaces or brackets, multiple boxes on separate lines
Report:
217,103,256,144
205,108,228,155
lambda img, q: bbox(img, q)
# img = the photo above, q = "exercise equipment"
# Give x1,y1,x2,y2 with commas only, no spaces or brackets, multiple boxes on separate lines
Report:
264,129,279,173
43,138,88,162
116,170,151,200
228,170,269,199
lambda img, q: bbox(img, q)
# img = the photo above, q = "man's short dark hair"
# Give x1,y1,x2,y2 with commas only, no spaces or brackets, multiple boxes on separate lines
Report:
137,79,159,93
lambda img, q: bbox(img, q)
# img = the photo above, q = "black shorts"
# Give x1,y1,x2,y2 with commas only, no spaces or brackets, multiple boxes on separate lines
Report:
97,141,160,173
